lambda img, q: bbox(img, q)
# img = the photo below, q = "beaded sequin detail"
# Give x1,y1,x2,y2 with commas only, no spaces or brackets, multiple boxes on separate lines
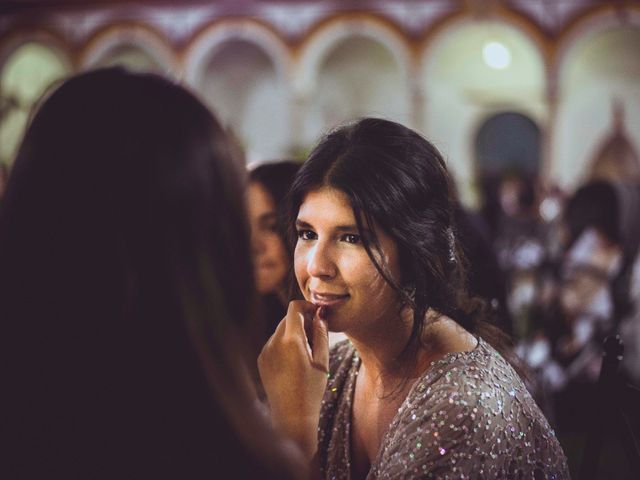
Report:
317,339,570,479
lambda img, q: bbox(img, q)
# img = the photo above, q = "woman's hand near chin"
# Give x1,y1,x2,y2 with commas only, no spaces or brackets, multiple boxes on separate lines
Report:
258,300,329,460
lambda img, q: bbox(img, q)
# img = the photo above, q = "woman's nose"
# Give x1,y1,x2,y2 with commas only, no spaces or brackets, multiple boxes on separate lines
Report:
307,242,336,279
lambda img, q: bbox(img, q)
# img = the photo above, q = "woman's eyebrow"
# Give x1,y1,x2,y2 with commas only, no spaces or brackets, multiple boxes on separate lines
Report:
295,219,313,229
296,218,363,232
334,225,360,232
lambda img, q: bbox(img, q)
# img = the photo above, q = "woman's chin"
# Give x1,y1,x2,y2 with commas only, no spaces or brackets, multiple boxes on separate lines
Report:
322,310,349,334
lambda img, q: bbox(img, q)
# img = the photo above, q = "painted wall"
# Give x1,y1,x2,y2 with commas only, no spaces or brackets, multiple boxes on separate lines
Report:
1,3,639,204
553,26,640,190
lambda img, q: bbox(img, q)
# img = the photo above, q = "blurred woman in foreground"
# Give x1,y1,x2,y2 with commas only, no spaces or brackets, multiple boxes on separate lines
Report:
0,68,303,479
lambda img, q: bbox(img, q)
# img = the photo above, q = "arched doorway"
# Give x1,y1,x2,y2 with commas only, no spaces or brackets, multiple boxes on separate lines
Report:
475,111,541,178
474,111,541,236
0,41,70,166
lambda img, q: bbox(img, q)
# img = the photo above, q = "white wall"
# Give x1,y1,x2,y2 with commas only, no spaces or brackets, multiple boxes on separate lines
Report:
422,21,547,207
552,26,640,190
0,42,70,164
198,40,290,162
305,35,409,148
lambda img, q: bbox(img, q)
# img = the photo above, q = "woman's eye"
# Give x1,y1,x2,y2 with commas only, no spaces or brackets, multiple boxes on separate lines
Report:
297,230,317,241
342,234,361,244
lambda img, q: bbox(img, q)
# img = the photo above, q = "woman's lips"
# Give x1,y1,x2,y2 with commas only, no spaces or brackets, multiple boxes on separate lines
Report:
310,291,350,306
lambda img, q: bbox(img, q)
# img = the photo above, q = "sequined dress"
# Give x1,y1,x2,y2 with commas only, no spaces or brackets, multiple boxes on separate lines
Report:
318,338,570,479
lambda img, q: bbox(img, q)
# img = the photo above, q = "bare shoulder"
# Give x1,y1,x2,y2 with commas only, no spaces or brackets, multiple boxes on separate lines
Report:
374,339,570,479
421,313,478,358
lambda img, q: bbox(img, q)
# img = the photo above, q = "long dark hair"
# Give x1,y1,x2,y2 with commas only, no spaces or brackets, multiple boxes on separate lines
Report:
249,160,301,239
249,161,301,337
0,68,299,478
288,118,514,368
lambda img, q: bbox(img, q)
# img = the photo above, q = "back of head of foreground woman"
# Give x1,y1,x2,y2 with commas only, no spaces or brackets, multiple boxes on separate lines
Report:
0,68,304,479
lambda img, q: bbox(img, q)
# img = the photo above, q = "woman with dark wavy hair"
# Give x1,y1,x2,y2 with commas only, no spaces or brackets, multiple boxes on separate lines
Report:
259,118,568,479
0,68,303,479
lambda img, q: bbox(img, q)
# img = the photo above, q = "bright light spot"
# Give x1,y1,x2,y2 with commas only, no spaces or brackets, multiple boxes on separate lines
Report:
540,197,561,222
483,41,511,70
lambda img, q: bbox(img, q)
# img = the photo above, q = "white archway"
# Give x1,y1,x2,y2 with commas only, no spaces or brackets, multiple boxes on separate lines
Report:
0,38,72,165
295,15,411,96
554,9,640,91
305,35,410,145
419,17,547,206
79,25,178,76
294,16,412,148
552,10,640,190
184,22,293,162
183,20,291,87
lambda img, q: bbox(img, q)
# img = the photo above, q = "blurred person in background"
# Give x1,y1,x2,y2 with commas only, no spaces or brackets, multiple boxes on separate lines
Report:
0,68,305,479
554,181,640,424
248,161,301,338
516,179,640,453
493,173,548,339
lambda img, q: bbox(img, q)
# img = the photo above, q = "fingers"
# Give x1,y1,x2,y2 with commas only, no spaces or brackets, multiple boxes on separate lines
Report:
283,300,318,339
262,313,286,351
260,301,316,366
310,313,329,373
259,300,327,378
258,314,287,373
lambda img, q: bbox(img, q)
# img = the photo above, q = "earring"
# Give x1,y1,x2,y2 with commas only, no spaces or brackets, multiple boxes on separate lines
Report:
447,227,456,263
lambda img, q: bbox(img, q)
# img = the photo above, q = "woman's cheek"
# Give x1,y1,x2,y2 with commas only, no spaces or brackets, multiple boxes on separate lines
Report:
294,245,308,290
342,251,372,284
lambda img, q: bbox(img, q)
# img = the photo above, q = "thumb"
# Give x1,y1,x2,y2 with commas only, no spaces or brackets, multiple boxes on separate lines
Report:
310,312,329,372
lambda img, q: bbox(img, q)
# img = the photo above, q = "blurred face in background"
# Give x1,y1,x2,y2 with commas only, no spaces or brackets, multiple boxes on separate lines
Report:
560,227,621,321
248,181,289,299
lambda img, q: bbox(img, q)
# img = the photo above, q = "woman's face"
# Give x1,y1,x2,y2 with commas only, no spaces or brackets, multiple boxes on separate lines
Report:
294,186,403,335
247,182,289,296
